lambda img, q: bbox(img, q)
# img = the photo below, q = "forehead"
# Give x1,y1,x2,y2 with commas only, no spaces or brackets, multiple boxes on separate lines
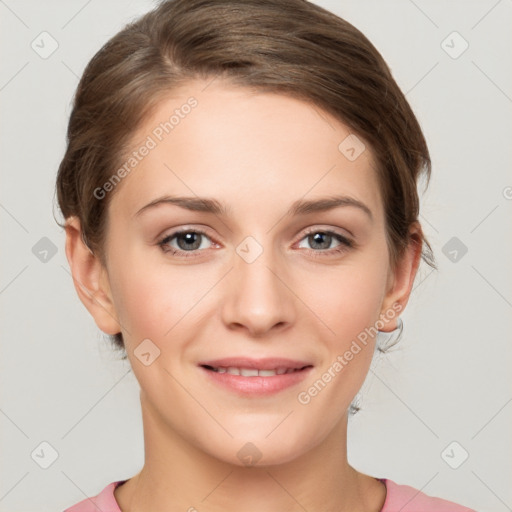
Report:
109,79,383,221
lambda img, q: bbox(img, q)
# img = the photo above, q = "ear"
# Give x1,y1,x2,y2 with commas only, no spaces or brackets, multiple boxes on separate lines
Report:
379,221,423,332
64,216,121,335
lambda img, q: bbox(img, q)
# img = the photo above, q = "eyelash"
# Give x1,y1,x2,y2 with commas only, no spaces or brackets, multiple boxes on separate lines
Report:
157,227,354,258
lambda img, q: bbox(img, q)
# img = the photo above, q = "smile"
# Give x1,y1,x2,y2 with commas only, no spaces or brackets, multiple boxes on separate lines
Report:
198,358,313,395
202,365,308,376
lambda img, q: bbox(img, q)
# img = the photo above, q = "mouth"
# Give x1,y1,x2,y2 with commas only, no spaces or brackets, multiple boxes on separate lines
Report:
198,358,313,395
201,365,309,377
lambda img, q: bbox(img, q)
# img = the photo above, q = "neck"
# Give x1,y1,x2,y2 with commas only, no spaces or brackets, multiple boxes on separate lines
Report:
115,395,385,512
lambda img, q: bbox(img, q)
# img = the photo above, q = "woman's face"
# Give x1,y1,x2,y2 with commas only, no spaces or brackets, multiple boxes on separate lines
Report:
96,79,410,466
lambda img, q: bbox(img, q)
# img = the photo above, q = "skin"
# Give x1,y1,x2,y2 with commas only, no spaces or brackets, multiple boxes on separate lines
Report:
65,78,423,512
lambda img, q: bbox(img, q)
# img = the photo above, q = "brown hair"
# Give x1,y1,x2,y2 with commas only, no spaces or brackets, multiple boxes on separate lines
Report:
55,0,436,354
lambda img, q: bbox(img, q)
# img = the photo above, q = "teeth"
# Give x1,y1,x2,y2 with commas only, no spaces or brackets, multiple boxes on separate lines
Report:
240,368,259,377
258,370,277,377
209,366,303,377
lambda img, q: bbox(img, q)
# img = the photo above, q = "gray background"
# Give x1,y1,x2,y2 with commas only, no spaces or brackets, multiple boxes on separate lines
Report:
1,0,511,510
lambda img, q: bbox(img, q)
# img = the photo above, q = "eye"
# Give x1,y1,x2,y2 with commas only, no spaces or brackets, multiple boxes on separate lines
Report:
158,229,213,256
297,229,353,255
157,227,353,258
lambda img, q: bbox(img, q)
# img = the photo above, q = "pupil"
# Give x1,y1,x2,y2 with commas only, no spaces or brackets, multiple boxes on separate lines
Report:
311,232,331,249
178,232,200,250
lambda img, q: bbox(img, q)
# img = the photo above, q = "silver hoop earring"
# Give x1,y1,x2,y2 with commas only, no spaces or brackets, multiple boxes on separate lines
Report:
377,317,403,353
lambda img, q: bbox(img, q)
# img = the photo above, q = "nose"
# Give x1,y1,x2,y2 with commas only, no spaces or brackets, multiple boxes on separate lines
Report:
221,244,296,338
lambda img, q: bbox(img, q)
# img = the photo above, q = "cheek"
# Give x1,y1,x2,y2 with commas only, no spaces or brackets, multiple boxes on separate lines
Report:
109,266,189,376
106,250,204,346
107,255,230,369
305,260,389,342
293,266,388,432
298,251,389,392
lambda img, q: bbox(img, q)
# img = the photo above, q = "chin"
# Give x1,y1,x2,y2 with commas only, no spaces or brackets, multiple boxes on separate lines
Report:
199,426,318,469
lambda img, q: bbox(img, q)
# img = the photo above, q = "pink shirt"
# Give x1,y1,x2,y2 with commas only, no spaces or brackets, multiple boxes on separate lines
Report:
64,478,476,511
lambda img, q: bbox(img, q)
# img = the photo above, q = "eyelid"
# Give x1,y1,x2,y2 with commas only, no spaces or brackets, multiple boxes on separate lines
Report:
295,227,355,255
158,225,216,242
298,225,354,244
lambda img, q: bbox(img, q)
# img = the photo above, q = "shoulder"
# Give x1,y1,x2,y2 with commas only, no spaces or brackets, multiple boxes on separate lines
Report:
63,481,126,512
380,478,477,512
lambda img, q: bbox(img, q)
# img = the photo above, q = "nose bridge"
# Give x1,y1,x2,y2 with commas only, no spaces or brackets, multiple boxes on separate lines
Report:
221,238,295,335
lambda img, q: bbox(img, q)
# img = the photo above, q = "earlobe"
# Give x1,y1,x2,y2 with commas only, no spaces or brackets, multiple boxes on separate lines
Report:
379,222,423,332
64,216,121,335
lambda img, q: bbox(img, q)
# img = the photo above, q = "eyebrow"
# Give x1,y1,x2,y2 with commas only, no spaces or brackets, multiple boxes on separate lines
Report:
134,194,373,221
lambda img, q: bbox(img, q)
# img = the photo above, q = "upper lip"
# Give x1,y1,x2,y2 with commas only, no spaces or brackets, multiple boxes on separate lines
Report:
198,357,313,370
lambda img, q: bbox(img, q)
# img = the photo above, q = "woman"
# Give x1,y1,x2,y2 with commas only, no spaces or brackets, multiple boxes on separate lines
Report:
58,0,476,510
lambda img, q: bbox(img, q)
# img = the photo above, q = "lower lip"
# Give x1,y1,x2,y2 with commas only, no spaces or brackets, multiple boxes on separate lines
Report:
199,366,313,396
